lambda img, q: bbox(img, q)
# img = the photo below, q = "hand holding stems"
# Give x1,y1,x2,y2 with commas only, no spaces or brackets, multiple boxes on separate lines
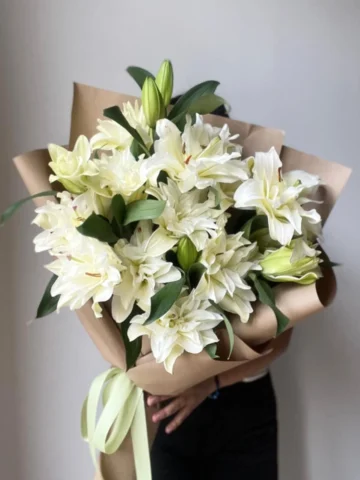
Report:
147,329,293,434
147,377,216,434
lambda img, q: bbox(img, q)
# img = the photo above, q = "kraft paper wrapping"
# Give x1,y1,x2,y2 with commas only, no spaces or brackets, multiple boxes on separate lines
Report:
69,83,286,156
12,82,351,479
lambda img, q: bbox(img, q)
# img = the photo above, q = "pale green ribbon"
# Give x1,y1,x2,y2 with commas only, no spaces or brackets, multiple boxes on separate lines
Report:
81,367,151,480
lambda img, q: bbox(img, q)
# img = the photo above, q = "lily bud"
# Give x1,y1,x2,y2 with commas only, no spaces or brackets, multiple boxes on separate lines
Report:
155,59,174,107
260,242,322,285
177,237,199,271
142,77,165,128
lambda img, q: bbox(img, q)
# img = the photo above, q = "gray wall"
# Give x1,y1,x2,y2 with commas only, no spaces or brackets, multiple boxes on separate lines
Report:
1,0,359,478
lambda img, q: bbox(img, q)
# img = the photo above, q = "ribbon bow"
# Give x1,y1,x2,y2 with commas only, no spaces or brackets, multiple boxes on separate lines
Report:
81,367,151,480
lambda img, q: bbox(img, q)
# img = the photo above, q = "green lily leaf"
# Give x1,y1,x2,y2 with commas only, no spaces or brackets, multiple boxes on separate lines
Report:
120,304,143,370
126,66,155,89
250,273,289,335
168,80,220,121
130,138,144,158
124,199,166,225
77,213,119,244
36,275,60,318
111,194,126,225
172,113,196,131
1,190,57,227
110,194,126,238
321,260,341,268
103,106,150,156
210,301,234,359
145,273,185,325
320,248,341,268
243,215,268,240
205,343,219,359
187,94,225,115
188,262,207,289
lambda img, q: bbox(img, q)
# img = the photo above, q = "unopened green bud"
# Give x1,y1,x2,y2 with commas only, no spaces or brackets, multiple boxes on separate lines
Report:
177,237,198,271
260,243,322,285
155,60,174,107
142,77,165,128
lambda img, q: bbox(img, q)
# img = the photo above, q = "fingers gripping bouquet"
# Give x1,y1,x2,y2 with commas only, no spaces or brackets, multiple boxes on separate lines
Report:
3,60,351,479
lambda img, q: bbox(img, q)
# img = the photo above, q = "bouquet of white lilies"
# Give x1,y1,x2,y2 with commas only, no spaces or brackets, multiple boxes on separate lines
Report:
36,103,321,371
2,60,350,480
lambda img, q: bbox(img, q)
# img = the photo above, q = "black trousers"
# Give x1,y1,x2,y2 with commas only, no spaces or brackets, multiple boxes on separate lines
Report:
151,373,277,480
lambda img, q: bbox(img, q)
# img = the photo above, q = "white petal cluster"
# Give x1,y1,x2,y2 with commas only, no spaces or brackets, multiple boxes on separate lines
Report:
146,115,248,192
91,148,148,202
47,237,124,318
33,191,97,255
234,147,322,245
128,291,223,373
196,231,259,322
147,179,221,251
112,221,181,322
48,136,98,194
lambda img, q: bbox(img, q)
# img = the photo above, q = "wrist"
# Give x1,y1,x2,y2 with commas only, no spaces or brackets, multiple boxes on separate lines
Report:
207,375,220,400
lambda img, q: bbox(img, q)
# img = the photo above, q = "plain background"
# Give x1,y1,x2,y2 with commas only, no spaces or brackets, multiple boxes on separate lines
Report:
1,0,359,478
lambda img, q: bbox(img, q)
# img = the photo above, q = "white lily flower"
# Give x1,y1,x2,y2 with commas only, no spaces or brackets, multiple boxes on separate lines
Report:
32,191,101,256
90,101,152,152
146,179,220,251
46,238,124,317
89,148,148,202
111,221,181,323
283,170,323,206
33,202,74,255
71,188,112,218
300,208,323,240
48,136,98,194
234,147,322,245
196,230,259,322
183,115,242,156
146,115,248,192
127,291,223,374
32,190,109,255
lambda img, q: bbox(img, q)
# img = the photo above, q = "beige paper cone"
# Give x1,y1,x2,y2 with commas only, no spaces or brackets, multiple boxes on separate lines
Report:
232,265,337,346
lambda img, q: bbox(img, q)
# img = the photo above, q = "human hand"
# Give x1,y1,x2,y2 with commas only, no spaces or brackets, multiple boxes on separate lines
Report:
147,377,216,434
